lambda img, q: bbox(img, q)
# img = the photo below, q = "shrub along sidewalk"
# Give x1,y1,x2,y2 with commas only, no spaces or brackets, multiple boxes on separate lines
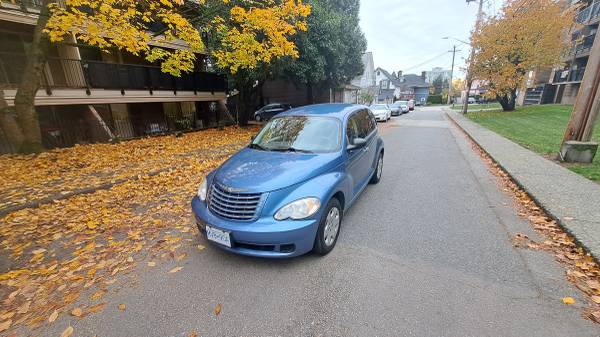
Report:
466,104,600,182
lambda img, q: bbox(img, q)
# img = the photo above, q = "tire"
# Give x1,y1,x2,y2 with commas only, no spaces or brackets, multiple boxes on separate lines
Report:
255,115,262,122
370,152,383,184
313,198,343,256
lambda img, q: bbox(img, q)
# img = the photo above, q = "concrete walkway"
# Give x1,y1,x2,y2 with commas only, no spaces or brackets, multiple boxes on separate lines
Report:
447,110,600,261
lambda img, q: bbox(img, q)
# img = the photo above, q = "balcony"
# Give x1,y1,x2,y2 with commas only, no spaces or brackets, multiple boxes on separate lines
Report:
552,67,586,84
0,0,44,12
565,34,596,59
0,53,227,95
577,0,600,24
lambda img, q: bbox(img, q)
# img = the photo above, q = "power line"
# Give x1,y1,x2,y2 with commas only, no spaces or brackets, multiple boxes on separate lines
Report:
403,51,452,72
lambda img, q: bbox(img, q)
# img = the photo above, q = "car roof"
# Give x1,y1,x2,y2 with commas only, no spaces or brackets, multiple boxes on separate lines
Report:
278,103,366,119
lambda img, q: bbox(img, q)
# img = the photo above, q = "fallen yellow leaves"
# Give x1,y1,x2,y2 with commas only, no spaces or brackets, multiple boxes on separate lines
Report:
0,320,12,332
214,303,222,316
563,297,576,305
118,303,126,311
60,326,74,337
48,310,59,323
0,126,259,334
70,307,83,317
168,266,183,274
88,302,106,314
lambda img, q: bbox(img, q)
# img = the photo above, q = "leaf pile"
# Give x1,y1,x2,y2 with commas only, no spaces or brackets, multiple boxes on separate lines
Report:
0,126,258,334
0,127,255,211
466,132,600,323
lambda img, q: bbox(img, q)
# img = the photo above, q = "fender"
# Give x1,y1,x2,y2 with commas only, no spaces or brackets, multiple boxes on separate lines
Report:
265,169,350,219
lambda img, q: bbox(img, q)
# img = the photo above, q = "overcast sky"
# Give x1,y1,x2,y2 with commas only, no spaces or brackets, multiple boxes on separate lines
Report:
359,0,503,78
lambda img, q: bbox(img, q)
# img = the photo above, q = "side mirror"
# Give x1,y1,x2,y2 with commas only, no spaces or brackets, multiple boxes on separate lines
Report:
347,137,367,150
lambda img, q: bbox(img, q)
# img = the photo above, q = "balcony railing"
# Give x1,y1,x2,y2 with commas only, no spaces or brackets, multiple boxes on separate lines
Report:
552,67,586,83
0,53,227,94
0,0,44,11
577,0,600,23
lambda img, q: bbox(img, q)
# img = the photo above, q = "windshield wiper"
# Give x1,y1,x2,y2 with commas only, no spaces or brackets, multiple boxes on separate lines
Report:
248,143,269,151
271,147,314,154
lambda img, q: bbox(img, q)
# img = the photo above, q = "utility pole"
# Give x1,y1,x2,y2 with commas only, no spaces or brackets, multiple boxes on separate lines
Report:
560,31,600,163
462,0,484,114
447,45,457,105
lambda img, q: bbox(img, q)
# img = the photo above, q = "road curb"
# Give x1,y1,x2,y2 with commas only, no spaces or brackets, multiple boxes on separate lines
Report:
446,110,600,262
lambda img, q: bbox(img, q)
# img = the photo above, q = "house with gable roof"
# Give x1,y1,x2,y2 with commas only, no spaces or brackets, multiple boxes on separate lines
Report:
374,67,430,105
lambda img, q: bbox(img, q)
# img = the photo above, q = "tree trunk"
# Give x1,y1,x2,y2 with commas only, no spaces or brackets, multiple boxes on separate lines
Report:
13,0,53,153
462,79,473,114
307,82,314,104
0,90,25,148
497,90,517,112
237,86,251,126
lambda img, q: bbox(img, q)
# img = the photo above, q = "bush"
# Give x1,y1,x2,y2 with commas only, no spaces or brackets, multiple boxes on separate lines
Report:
428,95,443,104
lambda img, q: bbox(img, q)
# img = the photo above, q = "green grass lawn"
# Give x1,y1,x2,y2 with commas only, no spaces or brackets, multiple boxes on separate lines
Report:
451,102,502,111
467,104,600,182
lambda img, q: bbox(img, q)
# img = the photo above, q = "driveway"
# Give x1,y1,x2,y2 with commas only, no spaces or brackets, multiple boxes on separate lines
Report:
41,106,599,337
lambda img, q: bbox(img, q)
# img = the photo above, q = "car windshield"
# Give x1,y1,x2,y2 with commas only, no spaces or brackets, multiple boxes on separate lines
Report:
251,116,341,153
398,101,408,105
371,105,388,110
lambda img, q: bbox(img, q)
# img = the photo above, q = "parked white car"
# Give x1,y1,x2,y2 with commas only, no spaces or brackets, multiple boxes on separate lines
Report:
370,104,391,122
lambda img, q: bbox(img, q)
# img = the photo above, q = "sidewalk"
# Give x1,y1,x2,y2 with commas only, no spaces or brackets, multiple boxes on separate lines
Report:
446,110,600,261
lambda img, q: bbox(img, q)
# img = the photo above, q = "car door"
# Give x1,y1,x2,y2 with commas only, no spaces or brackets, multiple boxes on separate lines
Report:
346,109,377,195
345,112,368,196
358,109,378,178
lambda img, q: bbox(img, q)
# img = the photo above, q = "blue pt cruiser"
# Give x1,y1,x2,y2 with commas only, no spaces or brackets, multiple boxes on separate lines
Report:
191,104,384,258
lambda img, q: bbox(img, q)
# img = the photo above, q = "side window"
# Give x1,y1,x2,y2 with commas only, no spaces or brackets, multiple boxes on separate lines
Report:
366,110,377,134
346,115,360,144
355,110,374,138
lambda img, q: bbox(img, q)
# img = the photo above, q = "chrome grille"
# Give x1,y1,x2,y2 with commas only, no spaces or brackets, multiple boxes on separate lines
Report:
208,183,262,220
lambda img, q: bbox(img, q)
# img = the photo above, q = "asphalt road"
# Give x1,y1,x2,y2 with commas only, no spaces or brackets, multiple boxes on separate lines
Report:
43,106,599,337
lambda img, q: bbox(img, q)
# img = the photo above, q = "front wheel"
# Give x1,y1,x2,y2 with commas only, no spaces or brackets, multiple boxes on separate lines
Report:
370,152,383,184
313,198,342,256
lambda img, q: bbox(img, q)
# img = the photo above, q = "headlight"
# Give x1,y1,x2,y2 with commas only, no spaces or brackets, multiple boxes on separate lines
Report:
197,177,208,201
274,197,321,220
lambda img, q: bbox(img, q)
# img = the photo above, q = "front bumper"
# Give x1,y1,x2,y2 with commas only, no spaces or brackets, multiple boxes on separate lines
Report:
374,114,387,121
191,197,319,258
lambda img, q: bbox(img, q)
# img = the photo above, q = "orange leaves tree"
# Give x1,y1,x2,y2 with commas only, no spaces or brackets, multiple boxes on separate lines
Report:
206,0,311,125
469,0,575,111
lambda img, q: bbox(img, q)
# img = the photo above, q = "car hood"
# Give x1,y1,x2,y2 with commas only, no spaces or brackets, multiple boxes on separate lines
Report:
212,147,341,193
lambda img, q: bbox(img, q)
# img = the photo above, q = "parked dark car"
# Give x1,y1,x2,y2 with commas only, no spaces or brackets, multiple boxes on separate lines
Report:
254,103,292,122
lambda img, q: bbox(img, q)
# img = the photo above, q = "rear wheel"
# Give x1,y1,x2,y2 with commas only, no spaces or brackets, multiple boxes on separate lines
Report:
370,152,383,184
313,198,342,256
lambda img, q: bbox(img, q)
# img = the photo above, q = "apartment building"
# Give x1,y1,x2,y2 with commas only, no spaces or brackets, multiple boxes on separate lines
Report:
0,0,228,152
548,0,599,104
519,0,599,106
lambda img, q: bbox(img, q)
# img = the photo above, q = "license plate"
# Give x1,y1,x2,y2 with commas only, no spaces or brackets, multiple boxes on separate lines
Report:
206,225,232,248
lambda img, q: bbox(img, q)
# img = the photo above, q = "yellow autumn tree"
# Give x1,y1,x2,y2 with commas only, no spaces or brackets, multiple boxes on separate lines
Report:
470,0,576,111
0,0,310,152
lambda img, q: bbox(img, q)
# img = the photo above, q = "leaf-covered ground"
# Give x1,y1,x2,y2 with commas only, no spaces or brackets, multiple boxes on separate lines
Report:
0,126,259,335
